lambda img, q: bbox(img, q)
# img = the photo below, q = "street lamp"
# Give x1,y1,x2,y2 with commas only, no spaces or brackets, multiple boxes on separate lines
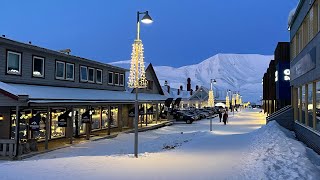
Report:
128,10,153,158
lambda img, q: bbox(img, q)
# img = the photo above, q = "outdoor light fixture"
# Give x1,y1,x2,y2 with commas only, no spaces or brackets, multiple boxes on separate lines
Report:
284,69,290,81
128,10,153,158
275,71,278,82
140,11,153,24
0,114,3,121
208,79,216,107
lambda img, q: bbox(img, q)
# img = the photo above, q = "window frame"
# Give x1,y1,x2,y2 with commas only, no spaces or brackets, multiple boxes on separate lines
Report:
114,72,119,86
32,55,45,78
80,66,88,82
119,73,125,86
96,69,103,84
65,63,75,81
88,67,95,83
108,72,114,85
6,50,22,75
55,61,65,80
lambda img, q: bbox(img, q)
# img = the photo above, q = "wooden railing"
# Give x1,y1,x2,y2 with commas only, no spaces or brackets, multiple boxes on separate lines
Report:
0,139,16,158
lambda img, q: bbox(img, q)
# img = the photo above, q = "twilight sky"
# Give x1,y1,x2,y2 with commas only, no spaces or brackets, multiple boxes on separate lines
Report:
0,0,298,67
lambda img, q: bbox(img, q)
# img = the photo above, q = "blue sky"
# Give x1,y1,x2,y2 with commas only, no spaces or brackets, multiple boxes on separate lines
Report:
0,0,298,67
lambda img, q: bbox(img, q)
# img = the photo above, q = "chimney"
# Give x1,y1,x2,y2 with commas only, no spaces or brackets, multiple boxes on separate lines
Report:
164,80,170,93
167,86,170,93
190,89,193,96
180,85,183,91
178,89,180,95
187,78,191,91
196,85,199,91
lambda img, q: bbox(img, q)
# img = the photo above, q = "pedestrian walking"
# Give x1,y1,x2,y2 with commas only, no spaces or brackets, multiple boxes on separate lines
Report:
223,112,228,125
218,110,222,122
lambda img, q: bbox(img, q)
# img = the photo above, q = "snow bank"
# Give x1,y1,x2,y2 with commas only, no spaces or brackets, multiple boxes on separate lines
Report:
238,121,320,179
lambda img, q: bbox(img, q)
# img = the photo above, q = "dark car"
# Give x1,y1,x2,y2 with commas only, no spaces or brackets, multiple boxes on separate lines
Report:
174,111,195,124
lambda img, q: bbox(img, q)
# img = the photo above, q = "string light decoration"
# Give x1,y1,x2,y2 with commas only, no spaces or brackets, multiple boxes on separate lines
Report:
128,39,148,88
226,95,230,108
236,93,240,105
232,94,236,106
208,90,214,107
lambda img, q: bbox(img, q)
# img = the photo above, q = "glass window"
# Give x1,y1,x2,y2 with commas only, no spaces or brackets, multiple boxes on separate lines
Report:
80,66,88,82
120,74,124,86
302,86,306,124
66,63,74,80
114,73,119,85
96,69,102,84
102,107,109,129
51,109,66,138
88,68,95,82
110,106,118,127
7,51,21,75
316,82,320,132
31,109,47,140
56,61,65,79
33,56,44,78
108,72,113,84
91,107,101,130
307,83,314,128
297,87,300,122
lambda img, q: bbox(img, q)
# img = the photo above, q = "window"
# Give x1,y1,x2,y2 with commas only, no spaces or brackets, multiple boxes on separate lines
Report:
88,67,95,83
114,73,119,85
80,66,88,82
108,72,113,85
56,61,65,79
316,81,320,132
302,85,306,124
7,51,21,75
120,74,124,86
33,56,44,78
147,80,153,90
66,63,74,80
96,69,103,84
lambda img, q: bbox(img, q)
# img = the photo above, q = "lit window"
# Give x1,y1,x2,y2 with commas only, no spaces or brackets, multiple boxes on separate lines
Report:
80,66,88,82
56,61,65,79
96,69,103,84
114,73,119,85
108,72,113,85
33,56,44,78
120,74,124,86
88,67,95,83
7,51,21,75
66,63,74,80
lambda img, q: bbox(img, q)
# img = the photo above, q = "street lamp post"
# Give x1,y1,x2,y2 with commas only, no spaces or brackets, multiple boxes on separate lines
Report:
208,79,216,131
128,11,153,158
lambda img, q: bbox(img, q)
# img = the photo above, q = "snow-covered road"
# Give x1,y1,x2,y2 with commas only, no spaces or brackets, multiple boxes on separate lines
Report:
0,109,319,180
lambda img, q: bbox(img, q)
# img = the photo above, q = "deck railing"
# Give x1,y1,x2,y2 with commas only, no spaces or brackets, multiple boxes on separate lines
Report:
0,139,16,158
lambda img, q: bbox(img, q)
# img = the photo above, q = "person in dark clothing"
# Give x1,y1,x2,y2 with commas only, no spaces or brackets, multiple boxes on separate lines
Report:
223,112,228,125
218,110,223,122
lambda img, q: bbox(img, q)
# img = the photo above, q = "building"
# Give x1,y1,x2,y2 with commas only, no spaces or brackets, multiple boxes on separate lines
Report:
288,0,320,154
263,42,291,115
0,37,167,157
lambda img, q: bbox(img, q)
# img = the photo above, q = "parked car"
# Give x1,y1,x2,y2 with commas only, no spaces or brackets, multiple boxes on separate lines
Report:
174,111,195,124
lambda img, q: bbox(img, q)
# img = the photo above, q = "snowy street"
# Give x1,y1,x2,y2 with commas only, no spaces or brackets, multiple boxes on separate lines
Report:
1,109,319,180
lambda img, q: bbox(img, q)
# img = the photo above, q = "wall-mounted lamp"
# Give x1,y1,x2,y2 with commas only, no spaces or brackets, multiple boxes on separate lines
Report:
0,114,4,121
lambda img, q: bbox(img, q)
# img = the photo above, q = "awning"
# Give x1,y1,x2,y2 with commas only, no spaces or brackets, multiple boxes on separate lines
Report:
0,82,167,105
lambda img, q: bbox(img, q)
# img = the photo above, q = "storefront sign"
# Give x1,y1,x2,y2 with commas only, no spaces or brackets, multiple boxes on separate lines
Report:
58,113,68,127
29,114,41,131
81,111,91,123
291,47,316,80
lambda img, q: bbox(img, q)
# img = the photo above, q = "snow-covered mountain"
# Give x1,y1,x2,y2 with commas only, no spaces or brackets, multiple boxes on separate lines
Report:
109,53,273,103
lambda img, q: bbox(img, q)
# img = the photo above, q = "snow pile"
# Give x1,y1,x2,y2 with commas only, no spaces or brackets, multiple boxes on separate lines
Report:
110,54,272,103
288,7,297,25
239,121,320,179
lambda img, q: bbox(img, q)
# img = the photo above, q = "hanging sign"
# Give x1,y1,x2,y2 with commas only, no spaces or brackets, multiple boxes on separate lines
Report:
81,110,91,123
29,114,41,131
58,111,69,127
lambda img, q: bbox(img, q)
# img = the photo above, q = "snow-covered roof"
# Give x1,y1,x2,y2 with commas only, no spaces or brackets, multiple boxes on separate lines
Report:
0,82,167,103
0,81,28,96
161,86,191,100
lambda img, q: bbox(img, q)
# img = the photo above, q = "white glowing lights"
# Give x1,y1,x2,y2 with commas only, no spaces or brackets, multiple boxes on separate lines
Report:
226,95,230,108
208,90,214,107
128,40,148,88
275,71,278,82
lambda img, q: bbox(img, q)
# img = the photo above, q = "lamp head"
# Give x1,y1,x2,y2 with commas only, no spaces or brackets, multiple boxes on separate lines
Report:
141,11,153,24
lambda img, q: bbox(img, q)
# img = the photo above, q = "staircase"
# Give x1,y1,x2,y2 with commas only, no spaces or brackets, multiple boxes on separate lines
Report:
266,105,294,130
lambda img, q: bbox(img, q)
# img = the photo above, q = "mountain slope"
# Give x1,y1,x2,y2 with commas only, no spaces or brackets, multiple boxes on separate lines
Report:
110,53,273,103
